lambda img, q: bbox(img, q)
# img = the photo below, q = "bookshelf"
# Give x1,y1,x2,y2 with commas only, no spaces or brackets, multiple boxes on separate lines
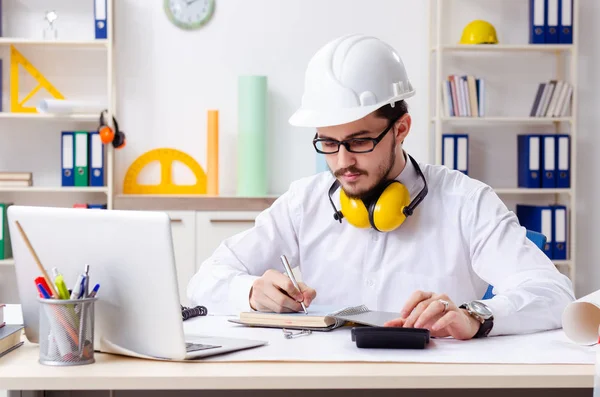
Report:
427,0,578,289
0,0,115,210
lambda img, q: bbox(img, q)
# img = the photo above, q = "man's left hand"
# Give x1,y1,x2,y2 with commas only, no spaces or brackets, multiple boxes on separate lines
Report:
383,291,481,340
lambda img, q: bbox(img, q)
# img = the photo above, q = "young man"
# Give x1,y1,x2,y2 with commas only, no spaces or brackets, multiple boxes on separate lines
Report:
187,34,574,340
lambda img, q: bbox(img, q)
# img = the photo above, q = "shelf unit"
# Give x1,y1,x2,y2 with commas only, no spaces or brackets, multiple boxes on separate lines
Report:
427,0,579,287
0,2,116,271
0,0,115,210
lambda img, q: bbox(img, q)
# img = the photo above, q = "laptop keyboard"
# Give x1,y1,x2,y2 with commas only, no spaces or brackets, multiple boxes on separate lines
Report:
186,342,221,352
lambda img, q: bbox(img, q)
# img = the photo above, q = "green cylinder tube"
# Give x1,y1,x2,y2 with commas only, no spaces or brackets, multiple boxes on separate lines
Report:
237,75,268,196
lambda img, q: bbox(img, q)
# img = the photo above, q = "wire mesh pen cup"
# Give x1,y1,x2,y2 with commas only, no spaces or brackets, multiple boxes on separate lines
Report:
38,296,97,366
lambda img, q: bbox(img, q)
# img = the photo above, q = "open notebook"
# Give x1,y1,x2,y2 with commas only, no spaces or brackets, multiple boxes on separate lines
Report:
230,305,400,331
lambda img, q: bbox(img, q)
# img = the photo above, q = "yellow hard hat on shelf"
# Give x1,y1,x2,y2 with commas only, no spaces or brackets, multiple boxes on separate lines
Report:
459,20,498,44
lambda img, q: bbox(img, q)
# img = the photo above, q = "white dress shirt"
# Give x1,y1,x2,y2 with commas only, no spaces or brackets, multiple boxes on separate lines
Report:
187,154,575,336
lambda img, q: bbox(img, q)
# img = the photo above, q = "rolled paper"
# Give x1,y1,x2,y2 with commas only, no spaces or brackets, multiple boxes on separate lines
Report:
237,75,267,197
207,110,219,195
562,289,600,345
37,99,107,114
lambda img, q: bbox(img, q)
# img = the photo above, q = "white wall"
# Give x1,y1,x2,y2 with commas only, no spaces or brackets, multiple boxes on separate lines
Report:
113,0,430,196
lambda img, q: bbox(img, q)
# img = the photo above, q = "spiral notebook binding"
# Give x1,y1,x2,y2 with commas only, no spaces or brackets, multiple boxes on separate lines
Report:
181,304,208,321
331,305,369,317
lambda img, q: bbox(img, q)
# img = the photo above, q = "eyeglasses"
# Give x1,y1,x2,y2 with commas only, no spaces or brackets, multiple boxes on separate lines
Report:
312,118,397,154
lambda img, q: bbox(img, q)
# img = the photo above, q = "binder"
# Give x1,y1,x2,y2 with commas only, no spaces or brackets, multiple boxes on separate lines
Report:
442,134,455,169
553,205,567,260
559,0,573,44
88,131,104,186
94,0,107,39
556,134,570,188
541,135,556,188
516,204,553,258
456,135,469,175
530,0,546,44
88,204,107,210
61,132,74,187
73,204,88,209
517,134,541,188
442,134,468,175
545,0,559,44
74,131,89,187
0,203,12,260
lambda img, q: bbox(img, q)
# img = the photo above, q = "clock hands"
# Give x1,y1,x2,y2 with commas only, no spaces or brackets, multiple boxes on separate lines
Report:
185,0,200,5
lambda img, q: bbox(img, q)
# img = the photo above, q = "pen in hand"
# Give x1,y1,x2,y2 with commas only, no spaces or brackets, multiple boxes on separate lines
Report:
279,255,308,315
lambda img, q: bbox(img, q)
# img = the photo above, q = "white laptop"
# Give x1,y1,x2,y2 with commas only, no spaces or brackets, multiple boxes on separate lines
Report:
7,205,267,360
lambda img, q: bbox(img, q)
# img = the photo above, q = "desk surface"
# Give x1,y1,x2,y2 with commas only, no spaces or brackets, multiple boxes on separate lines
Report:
0,341,594,390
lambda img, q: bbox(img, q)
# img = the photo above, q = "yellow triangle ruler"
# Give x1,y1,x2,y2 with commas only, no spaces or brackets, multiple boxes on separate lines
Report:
10,45,65,113
123,148,207,194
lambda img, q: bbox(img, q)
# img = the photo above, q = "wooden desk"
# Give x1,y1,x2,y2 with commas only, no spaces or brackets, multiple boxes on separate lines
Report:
0,341,594,391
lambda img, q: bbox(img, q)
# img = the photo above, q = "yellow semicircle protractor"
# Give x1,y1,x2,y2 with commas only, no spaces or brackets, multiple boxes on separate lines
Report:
123,148,207,194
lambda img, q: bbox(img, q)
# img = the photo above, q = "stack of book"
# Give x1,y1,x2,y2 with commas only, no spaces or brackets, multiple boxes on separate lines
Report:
0,172,32,187
442,75,485,118
529,80,572,118
0,305,25,359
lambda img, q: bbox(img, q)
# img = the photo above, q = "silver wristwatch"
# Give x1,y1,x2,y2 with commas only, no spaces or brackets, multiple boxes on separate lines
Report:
459,301,494,338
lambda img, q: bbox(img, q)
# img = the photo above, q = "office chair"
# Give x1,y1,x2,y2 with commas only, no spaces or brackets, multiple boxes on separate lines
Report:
481,229,547,300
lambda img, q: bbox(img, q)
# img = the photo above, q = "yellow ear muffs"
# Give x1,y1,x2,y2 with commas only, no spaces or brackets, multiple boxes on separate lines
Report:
369,181,411,232
339,189,371,228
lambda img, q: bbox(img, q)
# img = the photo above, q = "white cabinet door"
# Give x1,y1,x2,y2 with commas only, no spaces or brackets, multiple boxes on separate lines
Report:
195,211,260,271
166,211,196,306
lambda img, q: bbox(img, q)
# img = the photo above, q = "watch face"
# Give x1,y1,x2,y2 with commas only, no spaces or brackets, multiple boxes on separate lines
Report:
471,301,493,319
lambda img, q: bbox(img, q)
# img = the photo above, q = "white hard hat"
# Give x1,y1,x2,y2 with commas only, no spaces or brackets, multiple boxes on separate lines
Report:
289,34,415,128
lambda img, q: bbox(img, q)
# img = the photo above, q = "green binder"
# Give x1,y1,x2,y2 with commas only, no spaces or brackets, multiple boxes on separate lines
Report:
0,203,13,260
74,131,89,187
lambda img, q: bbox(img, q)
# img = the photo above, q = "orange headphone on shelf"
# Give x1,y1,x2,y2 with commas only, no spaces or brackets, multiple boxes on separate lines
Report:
98,110,126,149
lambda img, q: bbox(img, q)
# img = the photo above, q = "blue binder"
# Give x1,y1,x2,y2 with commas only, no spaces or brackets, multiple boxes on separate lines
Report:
88,131,105,186
94,0,107,39
559,0,573,44
541,135,556,188
530,0,546,44
88,204,107,210
552,205,567,260
555,134,570,188
61,131,74,187
545,0,559,44
516,204,553,258
442,134,469,175
517,134,542,188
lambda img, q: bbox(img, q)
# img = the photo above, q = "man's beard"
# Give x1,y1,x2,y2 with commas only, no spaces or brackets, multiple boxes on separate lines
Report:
334,139,397,200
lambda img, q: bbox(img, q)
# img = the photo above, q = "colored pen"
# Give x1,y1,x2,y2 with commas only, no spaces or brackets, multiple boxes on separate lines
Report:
37,283,51,299
88,283,100,298
70,274,84,300
52,268,70,300
35,276,54,299
279,255,308,314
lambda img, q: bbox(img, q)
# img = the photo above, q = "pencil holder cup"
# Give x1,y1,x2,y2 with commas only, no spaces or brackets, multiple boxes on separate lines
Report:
37,297,97,366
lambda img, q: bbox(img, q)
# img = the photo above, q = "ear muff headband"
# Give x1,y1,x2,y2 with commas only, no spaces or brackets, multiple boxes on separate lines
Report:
328,153,428,232
99,110,126,149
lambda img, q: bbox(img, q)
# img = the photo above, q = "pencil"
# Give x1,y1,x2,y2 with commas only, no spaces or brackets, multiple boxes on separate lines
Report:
15,220,59,298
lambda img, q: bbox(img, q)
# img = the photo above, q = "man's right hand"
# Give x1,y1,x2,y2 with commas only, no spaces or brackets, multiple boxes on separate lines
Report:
249,269,316,313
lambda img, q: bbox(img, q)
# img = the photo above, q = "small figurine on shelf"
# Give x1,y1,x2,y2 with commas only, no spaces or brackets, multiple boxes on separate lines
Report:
43,11,58,40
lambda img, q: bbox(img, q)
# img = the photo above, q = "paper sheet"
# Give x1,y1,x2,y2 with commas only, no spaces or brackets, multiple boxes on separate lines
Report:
562,289,600,345
181,315,595,364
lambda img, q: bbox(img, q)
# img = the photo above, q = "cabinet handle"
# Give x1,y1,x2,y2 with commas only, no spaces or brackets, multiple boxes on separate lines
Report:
170,218,183,223
209,219,255,224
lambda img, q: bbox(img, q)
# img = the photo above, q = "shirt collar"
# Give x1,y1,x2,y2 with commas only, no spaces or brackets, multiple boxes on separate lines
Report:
394,151,423,198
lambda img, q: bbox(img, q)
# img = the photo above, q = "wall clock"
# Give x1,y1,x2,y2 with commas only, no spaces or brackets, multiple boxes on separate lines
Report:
164,0,215,30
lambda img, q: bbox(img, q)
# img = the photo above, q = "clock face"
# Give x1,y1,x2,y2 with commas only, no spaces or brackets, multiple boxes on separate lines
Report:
164,0,215,30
